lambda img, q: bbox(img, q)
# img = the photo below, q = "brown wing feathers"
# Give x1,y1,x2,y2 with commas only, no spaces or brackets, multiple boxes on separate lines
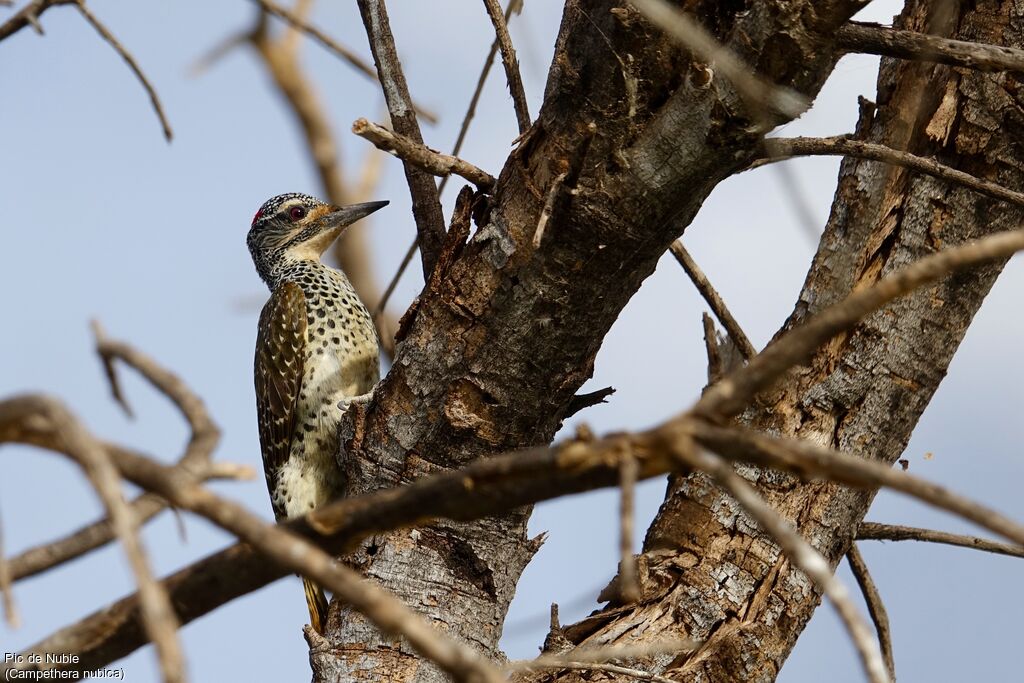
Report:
254,281,307,516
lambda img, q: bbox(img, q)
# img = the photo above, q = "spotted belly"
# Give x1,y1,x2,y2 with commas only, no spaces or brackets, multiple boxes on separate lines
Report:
271,342,378,521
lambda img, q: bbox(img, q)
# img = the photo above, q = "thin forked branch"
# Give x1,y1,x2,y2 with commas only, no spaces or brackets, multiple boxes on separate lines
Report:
372,0,521,320
5,405,504,683
4,397,185,683
669,241,757,360
696,227,1024,419
8,323,222,582
692,422,1024,548
247,0,437,123
0,0,73,42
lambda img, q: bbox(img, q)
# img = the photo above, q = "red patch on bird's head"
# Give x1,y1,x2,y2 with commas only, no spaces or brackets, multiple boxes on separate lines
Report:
251,207,264,227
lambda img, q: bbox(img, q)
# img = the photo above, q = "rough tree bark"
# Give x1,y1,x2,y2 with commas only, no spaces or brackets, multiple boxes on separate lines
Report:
313,1,885,681
539,1,1024,681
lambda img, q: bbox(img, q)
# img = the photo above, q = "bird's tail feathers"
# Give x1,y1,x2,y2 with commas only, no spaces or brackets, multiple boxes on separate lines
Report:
303,577,329,634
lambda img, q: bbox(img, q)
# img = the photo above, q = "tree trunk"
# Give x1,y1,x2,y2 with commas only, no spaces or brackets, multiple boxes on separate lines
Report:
312,0,1024,681
545,1,1024,681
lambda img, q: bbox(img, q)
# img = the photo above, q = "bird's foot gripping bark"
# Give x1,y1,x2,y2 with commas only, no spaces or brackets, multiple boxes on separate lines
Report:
337,389,374,458
336,389,374,413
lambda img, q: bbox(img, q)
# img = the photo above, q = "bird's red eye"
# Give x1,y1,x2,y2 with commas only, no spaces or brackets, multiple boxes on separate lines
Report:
288,206,307,221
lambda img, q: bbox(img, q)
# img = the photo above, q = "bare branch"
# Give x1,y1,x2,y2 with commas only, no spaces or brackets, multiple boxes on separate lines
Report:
761,136,1024,209
847,544,896,682
3,397,185,683
691,422,1024,548
7,416,504,683
72,1,172,142
481,0,530,133
0,0,73,42
696,227,1024,419
838,20,1024,74
679,446,890,683
628,0,808,124
669,241,757,360
356,0,446,275
8,324,221,582
353,118,496,190
247,0,437,123
857,522,1024,559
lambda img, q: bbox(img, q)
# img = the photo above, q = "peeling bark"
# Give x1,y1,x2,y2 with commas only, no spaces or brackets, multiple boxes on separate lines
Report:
314,1,865,681
548,1,1024,681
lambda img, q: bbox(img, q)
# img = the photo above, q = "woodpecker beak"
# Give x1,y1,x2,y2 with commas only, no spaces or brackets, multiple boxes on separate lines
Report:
323,200,390,229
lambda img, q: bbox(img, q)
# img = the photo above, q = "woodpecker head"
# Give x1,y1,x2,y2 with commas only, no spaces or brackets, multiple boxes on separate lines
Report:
247,193,388,286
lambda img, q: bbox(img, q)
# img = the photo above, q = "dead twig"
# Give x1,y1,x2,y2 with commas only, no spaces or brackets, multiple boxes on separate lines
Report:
669,241,757,360
73,1,172,141
0,0,73,42
760,136,1024,208
838,21,1024,74
353,118,496,190
857,522,1024,559
481,0,530,133
7,324,221,582
847,544,896,682
356,0,446,275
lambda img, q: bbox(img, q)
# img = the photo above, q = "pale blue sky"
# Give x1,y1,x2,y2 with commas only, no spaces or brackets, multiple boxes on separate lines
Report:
2,2,1022,681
